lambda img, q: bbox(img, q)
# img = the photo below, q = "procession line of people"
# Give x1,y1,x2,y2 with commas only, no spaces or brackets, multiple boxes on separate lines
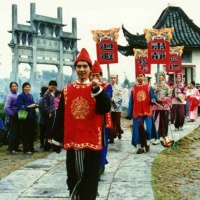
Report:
3,46,200,200
127,71,200,154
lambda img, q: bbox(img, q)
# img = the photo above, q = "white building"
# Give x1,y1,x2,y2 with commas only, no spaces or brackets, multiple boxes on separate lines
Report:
118,4,200,85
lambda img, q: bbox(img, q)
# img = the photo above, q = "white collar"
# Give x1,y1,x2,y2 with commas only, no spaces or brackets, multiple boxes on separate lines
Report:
76,79,90,84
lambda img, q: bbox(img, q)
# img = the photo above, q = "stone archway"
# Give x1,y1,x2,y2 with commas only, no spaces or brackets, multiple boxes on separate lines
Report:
8,3,78,94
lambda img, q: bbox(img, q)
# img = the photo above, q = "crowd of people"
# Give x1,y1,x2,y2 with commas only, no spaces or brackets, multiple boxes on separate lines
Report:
3,80,62,155
2,47,200,200
127,71,200,154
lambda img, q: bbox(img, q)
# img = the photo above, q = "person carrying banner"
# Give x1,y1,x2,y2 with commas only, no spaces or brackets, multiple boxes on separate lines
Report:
127,74,156,154
153,71,174,147
90,60,113,178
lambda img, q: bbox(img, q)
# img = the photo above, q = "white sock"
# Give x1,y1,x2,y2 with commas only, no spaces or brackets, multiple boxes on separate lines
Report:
136,144,141,148
160,137,164,141
147,140,150,145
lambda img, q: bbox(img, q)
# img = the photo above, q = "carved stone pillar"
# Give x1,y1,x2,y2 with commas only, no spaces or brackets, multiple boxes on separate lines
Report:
29,33,37,95
44,23,47,36
37,22,41,35
52,25,56,37
10,4,19,85
10,49,19,85
18,32,22,45
57,37,64,88
70,18,78,82
26,33,29,46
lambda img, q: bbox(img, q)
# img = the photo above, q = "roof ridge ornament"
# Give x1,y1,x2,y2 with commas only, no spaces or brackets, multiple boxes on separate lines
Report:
168,3,177,7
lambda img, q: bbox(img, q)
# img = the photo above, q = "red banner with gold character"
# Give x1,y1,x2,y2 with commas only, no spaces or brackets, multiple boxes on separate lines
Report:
96,40,118,64
166,46,184,72
133,48,150,74
143,28,174,65
91,27,120,64
148,39,170,65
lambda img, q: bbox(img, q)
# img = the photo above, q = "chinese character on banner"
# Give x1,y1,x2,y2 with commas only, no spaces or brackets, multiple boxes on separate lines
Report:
91,28,120,64
133,48,150,74
166,46,184,73
144,28,174,65
96,40,118,64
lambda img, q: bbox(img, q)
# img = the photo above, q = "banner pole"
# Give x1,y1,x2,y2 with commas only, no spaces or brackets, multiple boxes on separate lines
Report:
173,72,176,85
107,63,110,80
157,63,160,87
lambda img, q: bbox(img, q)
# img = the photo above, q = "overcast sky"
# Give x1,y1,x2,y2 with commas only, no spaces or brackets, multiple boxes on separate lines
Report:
1,0,200,83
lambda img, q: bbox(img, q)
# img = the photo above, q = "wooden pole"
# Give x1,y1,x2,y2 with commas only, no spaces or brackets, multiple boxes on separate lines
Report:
173,72,176,85
107,63,110,81
156,64,160,87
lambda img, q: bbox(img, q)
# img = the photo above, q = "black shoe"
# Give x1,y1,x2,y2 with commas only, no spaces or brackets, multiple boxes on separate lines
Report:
16,149,23,152
30,148,38,153
108,139,114,144
118,133,122,140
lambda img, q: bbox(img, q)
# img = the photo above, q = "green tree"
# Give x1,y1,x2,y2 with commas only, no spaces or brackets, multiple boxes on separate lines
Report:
41,70,57,80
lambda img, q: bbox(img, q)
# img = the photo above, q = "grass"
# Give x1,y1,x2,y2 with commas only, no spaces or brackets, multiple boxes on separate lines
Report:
152,127,200,200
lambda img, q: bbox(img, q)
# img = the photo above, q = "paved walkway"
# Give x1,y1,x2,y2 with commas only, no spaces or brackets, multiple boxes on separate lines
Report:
0,118,199,200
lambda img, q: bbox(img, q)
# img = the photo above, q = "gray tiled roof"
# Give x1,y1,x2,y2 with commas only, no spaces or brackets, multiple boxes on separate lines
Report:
118,6,200,56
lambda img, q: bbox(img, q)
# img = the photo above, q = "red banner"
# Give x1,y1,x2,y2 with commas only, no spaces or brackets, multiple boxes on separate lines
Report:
135,56,151,74
148,39,170,64
96,39,118,64
166,54,182,73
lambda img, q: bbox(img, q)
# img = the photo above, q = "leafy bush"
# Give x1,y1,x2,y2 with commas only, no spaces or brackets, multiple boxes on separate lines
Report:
0,103,6,121
0,103,40,138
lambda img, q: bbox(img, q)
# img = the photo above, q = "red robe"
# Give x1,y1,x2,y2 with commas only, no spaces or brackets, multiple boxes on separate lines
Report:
63,82,103,151
189,97,199,111
132,83,152,118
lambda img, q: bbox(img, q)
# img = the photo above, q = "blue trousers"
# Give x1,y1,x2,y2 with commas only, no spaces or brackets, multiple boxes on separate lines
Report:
100,128,110,167
131,117,152,146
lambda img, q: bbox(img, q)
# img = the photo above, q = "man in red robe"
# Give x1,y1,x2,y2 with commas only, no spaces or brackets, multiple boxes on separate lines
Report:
127,74,156,154
52,48,111,200
90,60,113,178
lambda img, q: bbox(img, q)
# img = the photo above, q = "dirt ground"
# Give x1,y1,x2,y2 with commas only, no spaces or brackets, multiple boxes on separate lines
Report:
0,142,51,180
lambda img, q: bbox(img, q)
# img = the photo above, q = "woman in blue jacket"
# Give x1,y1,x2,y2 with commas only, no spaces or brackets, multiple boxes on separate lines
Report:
17,82,38,154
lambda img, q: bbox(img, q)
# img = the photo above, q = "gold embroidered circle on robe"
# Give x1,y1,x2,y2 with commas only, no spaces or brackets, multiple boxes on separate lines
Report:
71,97,89,119
136,90,146,101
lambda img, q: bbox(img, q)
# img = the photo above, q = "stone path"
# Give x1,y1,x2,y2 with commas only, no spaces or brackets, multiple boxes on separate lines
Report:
0,118,199,200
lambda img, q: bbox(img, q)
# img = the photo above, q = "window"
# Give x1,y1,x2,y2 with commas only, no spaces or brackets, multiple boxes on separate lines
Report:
182,51,192,63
